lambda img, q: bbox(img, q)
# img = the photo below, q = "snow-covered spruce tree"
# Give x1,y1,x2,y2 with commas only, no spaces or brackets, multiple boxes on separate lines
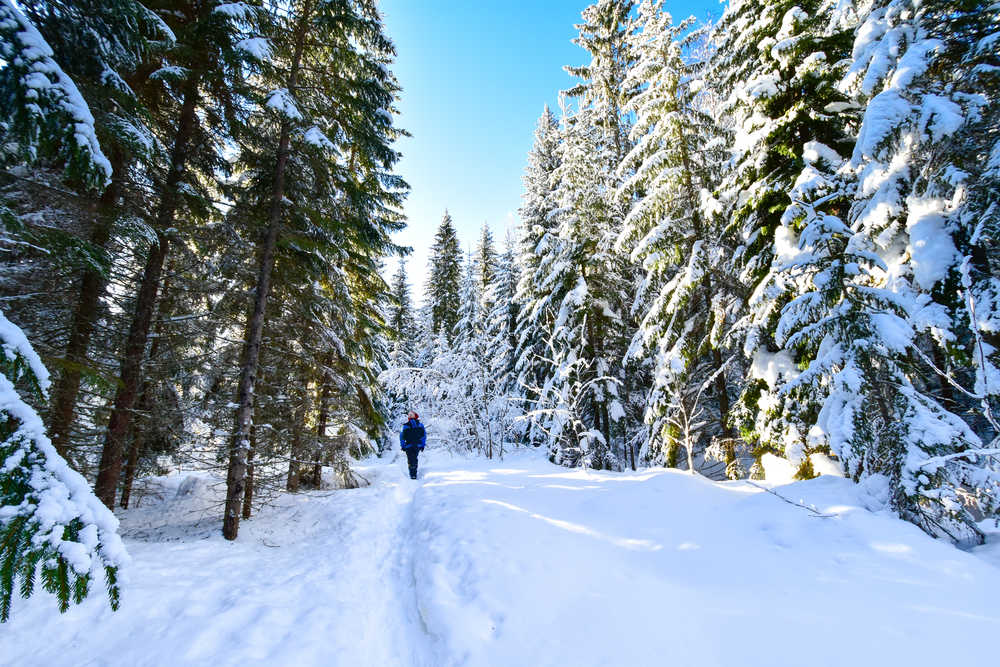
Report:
411,301,437,369
223,0,405,539
514,106,562,443
389,258,415,368
617,1,735,473
428,210,462,343
779,0,1000,540
842,0,1000,440
488,233,522,411
712,0,858,477
0,0,113,190
946,2,1000,431
491,235,526,449
0,3,143,618
530,107,629,470
475,222,498,321
0,310,128,622
455,251,482,350
564,0,637,169
453,255,498,456
528,0,638,469
770,146,1000,543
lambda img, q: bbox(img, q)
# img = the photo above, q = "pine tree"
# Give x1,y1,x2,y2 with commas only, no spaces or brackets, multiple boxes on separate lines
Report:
0,0,113,189
564,0,637,167
792,0,1000,540
1,0,171,462
486,233,522,443
455,251,481,347
770,148,1000,542
0,5,133,617
428,210,462,342
223,0,406,539
412,301,437,369
475,222,497,321
490,232,521,393
95,0,261,508
843,0,1000,435
617,1,735,472
514,106,562,438
532,107,628,470
389,258,415,367
712,0,858,475
544,0,638,468
945,1,1000,428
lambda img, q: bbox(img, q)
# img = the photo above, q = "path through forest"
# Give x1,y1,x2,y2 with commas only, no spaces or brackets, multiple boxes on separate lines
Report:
4,449,1000,666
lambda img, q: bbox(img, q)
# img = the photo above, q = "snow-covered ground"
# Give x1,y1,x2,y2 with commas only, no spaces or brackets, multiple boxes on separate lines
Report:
5,448,1000,666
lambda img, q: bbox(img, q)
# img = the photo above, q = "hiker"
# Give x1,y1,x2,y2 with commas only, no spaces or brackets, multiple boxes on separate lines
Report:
399,410,426,479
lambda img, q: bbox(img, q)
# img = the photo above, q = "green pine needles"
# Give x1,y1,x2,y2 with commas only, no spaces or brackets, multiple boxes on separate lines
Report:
0,310,128,622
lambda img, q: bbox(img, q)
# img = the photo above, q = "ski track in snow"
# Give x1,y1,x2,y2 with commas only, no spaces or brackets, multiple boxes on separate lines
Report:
4,448,1000,667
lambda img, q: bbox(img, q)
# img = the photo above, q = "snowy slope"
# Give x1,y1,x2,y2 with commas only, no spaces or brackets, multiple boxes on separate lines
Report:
4,449,999,667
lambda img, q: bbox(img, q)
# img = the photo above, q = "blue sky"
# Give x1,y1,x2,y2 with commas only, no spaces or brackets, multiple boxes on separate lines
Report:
378,0,721,300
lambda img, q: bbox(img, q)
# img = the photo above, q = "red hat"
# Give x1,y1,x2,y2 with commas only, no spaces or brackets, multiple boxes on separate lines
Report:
408,410,419,419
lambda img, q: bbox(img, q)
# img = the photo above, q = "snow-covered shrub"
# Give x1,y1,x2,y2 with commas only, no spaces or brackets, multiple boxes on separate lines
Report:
381,332,519,459
0,310,128,621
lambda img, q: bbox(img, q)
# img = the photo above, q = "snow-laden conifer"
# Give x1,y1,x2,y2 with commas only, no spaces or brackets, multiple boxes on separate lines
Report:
783,0,1000,541
514,107,562,442
223,0,407,539
617,1,735,472
428,211,462,343
389,258,415,368
528,107,628,469
0,310,128,622
0,0,112,187
713,0,859,476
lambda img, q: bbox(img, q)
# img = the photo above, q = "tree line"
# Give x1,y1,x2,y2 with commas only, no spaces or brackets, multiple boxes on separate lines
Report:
388,0,999,547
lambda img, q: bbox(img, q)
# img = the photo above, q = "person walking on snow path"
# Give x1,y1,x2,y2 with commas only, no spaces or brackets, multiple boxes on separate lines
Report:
400,410,426,479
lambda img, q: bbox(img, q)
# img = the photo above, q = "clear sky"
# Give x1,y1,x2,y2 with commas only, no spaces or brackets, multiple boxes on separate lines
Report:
378,0,722,302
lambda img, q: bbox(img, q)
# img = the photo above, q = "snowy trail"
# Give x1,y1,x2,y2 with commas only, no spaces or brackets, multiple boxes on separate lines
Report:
4,449,1000,666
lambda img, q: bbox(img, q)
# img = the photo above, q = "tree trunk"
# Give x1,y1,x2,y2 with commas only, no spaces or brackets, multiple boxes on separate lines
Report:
242,428,255,520
313,376,330,488
94,231,169,508
931,345,956,409
599,402,612,468
223,7,312,540
48,154,125,460
712,345,733,430
119,284,170,511
119,425,141,510
93,78,200,509
287,423,302,492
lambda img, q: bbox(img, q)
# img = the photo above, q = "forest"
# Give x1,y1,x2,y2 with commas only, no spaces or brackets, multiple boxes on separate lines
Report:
0,0,998,630
390,0,1000,547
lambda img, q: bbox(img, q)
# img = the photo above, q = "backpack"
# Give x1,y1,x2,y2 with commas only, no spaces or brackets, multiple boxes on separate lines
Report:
402,422,425,446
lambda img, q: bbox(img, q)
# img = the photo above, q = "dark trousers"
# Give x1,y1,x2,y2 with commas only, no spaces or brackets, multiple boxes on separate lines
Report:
404,447,420,478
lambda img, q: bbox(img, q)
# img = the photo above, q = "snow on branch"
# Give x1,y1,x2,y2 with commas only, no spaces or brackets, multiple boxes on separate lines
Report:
0,0,112,187
0,309,128,622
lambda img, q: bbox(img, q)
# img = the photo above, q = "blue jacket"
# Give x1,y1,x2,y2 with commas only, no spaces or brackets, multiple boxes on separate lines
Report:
399,419,426,450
